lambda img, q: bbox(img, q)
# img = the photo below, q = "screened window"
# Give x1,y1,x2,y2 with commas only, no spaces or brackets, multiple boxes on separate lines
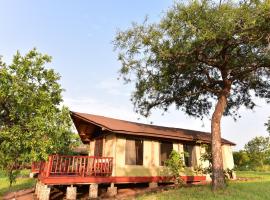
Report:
125,138,143,165
183,144,193,167
94,138,103,157
160,141,173,166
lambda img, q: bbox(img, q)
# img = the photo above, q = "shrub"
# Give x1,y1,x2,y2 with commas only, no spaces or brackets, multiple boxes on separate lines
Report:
164,150,185,185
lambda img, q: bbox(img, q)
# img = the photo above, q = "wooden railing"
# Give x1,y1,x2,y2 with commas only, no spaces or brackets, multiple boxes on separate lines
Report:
38,155,113,178
31,162,43,173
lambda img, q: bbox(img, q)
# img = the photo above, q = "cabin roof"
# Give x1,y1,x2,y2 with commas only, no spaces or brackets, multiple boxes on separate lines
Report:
70,111,235,146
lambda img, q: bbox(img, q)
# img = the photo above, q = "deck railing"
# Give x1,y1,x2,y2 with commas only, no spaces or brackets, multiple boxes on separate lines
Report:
38,155,113,178
31,161,43,173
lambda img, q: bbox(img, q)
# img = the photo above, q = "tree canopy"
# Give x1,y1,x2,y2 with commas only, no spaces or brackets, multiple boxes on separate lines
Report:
114,0,270,190
233,150,250,170
244,136,270,167
233,136,270,170
0,49,77,186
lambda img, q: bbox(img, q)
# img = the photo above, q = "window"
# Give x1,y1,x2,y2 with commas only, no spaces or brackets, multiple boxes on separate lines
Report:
94,138,103,157
125,138,143,165
160,141,173,166
183,144,193,167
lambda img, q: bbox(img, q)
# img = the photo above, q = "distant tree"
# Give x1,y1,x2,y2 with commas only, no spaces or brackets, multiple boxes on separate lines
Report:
114,0,270,190
266,117,270,134
233,150,250,170
0,49,77,186
244,136,270,169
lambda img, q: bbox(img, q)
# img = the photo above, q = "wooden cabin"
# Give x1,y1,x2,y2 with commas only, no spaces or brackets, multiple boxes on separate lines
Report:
35,111,235,199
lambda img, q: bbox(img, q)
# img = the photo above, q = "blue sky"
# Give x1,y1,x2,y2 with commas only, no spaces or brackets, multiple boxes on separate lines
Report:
1,0,270,150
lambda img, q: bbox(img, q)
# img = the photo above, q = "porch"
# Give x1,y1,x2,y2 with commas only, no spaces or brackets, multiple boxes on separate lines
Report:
34,154,206,199
36,154,113,185
35,154,206,185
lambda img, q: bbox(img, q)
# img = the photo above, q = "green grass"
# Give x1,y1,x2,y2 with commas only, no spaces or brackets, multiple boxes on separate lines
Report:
0,169,36,199
0,171,269,199
138,171,270,200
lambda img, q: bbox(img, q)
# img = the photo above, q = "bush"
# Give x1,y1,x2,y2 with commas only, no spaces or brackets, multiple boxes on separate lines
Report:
164,150,185,185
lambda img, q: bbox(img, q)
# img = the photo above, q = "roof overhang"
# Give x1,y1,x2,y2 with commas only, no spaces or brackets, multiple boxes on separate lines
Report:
70,111,236,146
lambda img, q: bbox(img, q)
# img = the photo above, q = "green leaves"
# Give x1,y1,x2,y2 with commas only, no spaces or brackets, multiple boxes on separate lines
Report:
234,135,270,170
164,150,185,184
114,0,270,118
0,49,77,186
244,136,270,168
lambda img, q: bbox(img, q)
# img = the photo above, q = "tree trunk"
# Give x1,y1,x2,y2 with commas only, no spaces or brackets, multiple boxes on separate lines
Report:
211,94,227,190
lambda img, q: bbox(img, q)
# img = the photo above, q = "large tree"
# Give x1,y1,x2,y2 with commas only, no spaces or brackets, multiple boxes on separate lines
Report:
0,49,77,186
114,0,270,189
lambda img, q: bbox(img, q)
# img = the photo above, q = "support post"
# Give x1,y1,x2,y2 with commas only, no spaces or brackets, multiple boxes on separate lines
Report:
36,182,43,199
35,181,40,196
149,182,158,189
89,183,98,199
46,155,53,177
40,184,50,200
107,183,117,197
66,185,77,200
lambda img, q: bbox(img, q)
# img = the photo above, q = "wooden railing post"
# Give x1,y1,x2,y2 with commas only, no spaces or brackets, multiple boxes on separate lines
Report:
46,155,53,177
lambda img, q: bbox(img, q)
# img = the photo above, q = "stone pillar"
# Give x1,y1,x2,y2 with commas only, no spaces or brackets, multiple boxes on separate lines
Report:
89,183,98,199
35,181,40,195
35,182,43,199
66,185,77,200
40,185,50,200
149,182,158,189
107,183,117,197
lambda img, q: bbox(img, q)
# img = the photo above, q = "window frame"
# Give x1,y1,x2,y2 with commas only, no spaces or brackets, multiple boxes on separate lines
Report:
183,144,193,167
94,137,104,157
159,141,173,166
125,138,144,165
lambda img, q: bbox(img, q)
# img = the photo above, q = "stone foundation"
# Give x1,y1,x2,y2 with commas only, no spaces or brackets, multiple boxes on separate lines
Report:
40,185,50,200
35,182,51,200
89,183,98,198
35,181,41,196
66,186,77,200
107,183,117,197
149,182,158,188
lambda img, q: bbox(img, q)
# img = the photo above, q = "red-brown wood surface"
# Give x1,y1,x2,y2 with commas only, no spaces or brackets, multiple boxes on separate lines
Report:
38,155,113,178
37,154,206,185
31,162,43,173
39,175,206,185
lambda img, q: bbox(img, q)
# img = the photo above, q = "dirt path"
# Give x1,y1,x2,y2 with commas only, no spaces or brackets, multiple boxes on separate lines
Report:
3,188,35,200
2,183,183,199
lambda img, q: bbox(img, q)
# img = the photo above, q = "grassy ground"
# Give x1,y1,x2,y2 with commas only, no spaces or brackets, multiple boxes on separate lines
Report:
138,171,270,200
0,171,269,199
0,169,36,199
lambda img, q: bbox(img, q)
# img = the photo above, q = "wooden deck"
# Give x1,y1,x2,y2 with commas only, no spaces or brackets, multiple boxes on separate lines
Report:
36,155,113,184
35,155,206,185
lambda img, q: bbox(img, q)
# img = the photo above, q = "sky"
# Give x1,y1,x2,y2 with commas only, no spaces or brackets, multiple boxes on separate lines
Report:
0,0,269,150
